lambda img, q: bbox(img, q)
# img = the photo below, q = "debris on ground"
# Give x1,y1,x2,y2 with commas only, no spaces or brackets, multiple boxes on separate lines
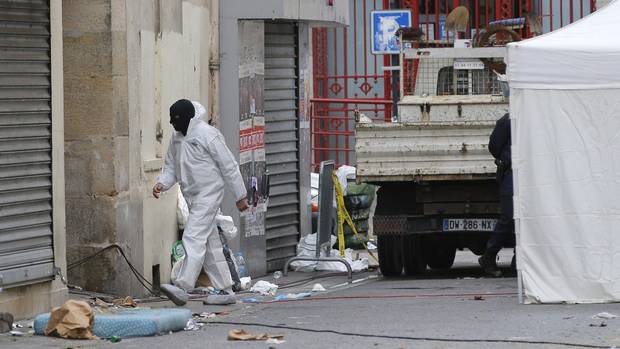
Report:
193,311,229,320
195,312,216,319
592,312,618,319
589,322,607,327
266,337,286,344
109,335,121,343
112,296,137,308
184,319,203,331
473,296,485,301
9,330,25,336
312,283,326,292
251,280,278,296
227,329,284,341
274,293,312,301
240,298,261,303
44,300,96,339
240,277,252,290
94,298,110,308
203,294,236,305
0,312,14,333
290,233,369,272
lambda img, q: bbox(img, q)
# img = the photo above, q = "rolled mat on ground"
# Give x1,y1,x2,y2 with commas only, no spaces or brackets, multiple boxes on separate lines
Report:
34,305,192,339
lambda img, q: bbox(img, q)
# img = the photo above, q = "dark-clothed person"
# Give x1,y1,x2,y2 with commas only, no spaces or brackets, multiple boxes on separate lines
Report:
479,113,515,277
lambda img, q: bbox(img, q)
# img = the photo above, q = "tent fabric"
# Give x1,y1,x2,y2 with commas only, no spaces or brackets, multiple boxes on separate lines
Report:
511,89,620,303
508,0,620,303
507,1,620,89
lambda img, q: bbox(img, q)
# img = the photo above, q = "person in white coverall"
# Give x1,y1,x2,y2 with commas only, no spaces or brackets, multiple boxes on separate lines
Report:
153,99,249,306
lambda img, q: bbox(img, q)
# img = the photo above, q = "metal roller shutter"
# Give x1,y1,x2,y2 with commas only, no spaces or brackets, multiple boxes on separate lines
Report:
264,22,300,272
0,0,54,288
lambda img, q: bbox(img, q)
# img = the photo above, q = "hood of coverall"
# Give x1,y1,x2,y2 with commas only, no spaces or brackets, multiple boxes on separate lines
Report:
169,99,208,136
169,99,194,136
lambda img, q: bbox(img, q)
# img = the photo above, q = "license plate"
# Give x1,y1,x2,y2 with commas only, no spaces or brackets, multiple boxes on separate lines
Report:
442,218,497,232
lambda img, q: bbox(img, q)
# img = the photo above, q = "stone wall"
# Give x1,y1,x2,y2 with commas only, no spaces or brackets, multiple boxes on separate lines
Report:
63,0,214,296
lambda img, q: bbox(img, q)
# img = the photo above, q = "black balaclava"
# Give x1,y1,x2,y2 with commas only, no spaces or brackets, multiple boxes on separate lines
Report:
169,99,195,136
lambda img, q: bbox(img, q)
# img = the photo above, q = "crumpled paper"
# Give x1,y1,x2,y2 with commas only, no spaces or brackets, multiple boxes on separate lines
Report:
44,300,96,339
228,329,284,341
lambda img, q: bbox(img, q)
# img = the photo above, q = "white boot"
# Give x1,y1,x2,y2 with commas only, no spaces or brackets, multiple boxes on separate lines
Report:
160,284,189,306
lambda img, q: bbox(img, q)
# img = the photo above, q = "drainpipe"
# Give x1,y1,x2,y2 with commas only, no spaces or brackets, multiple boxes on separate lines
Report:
209,0,220,127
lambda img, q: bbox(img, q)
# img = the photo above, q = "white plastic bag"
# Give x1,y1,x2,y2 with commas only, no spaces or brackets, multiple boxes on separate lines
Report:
216,214,238,241
176,188,189,230
250,280,278,296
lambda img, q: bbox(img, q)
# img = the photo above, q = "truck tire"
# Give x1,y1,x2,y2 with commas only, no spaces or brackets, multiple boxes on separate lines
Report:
377,235,403,277
403,236,427,276
427,246,457,270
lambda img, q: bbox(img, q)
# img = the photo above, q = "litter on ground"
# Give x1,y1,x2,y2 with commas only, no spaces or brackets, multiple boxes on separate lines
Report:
592,312,618,320
312,283,327,292
227,329,284,341
250,280,278,296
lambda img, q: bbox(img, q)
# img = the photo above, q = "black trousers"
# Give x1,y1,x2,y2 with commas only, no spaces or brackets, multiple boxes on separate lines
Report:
486,171,515,256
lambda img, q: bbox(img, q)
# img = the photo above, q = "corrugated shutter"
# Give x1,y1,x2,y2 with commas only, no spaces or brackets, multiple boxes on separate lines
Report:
264,22,300,272
0,0,54,288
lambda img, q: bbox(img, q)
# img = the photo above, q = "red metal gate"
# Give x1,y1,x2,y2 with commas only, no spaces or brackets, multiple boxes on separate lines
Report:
311,0,596,169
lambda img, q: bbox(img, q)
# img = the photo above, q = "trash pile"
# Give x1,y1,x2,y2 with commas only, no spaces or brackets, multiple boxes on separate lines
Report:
290,233,369,272
335,165,378,250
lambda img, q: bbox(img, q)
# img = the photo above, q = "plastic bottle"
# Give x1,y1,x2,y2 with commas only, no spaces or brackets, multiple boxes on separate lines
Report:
234,252,247,278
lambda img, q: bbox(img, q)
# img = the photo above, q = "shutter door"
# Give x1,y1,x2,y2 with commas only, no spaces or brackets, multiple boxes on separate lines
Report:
264,23,300,272
0,0,54,288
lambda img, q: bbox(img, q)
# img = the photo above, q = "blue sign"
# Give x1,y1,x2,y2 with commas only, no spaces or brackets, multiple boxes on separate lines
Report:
370,10,413,55
438,18,446,41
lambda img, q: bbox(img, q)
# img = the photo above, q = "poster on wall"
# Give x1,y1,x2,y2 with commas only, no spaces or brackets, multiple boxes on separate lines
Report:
371,9,413,54
239,62,268,237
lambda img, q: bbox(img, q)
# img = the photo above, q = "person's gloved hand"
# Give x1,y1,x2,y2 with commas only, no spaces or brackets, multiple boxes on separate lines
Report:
236,198,249,212
152,183,163,199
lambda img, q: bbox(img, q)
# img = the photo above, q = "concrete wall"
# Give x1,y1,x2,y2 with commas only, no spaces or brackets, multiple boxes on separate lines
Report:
0,0,68,320
64,0,215,296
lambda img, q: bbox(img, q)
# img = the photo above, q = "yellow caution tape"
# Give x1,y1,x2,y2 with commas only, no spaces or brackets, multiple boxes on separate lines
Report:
332,172,379,263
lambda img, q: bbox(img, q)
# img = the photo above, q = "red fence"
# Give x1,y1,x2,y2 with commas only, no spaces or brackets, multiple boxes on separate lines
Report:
311,0,596,169
311,98,392,170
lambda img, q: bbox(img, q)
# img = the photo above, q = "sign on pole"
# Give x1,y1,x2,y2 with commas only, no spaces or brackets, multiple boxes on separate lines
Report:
371,10,413,55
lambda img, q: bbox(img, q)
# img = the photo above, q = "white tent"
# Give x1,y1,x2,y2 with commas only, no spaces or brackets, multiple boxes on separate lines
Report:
507,0,620,303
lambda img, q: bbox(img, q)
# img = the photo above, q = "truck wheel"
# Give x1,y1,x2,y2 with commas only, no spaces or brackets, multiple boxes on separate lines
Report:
377,235,403,277
403,236,427,276
427,246,457,269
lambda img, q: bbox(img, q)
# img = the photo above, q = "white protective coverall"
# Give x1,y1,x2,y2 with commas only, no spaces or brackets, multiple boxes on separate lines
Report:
157,101,247,291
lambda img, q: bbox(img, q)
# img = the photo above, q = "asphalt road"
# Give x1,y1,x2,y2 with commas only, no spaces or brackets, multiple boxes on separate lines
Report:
3,249,619,349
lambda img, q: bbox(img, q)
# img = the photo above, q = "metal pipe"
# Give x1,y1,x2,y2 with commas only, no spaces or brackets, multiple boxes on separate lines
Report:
343,25,349,165
209,0,220,126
